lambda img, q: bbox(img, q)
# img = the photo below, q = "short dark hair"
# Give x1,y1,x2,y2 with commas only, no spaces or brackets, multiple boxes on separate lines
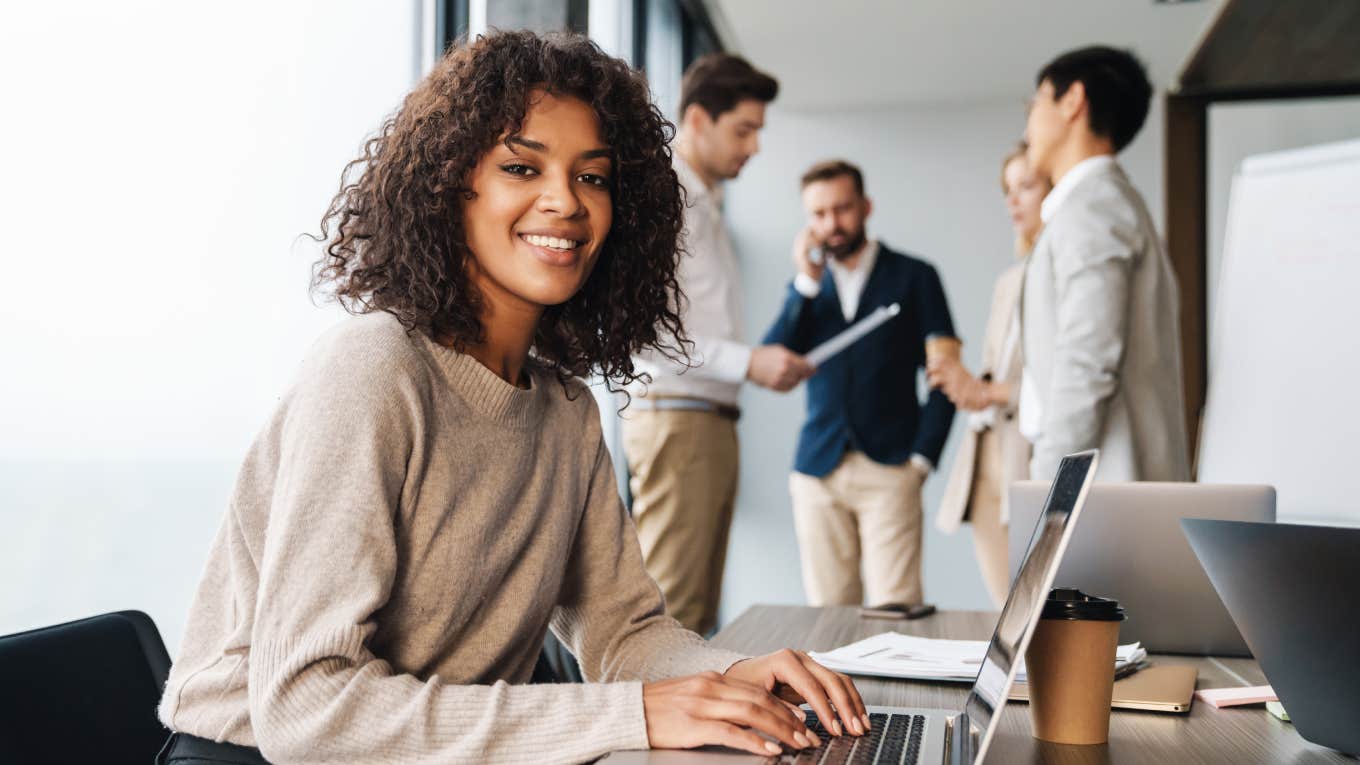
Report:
1037,46,1152,152
800,159,864,197
679,53,778,120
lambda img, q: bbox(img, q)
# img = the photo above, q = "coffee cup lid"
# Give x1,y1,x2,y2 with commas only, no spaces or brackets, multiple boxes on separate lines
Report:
1041,587,1125,621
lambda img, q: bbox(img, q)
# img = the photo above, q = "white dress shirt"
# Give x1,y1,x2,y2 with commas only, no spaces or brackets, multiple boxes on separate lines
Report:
1019,154,1117,443
630,155,751,406
792,240,934,473
793,240,879,321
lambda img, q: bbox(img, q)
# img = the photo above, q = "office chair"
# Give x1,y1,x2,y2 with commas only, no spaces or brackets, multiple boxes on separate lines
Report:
0,610,172,765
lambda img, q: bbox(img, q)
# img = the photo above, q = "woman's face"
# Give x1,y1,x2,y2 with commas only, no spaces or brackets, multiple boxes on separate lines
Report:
1003,155,1048,246
462,90,613,314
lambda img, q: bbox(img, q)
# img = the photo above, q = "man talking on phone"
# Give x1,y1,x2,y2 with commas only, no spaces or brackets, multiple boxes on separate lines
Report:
763,159,957,609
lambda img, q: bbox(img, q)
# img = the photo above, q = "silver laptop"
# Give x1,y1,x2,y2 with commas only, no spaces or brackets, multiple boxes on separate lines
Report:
605,450,1099,765
1008,482,1275,656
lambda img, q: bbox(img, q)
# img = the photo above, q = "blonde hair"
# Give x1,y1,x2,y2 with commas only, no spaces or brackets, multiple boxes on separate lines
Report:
1001,142,1046,256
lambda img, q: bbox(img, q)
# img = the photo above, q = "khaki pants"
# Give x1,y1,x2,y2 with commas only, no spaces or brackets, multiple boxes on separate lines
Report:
968,430,1010,608
622,409,738,635
789,452,925,607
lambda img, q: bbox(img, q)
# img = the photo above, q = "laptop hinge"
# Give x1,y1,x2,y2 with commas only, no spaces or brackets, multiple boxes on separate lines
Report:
947,713,972,765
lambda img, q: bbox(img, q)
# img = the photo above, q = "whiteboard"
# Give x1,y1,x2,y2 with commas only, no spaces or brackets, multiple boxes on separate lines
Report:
1198,137,1360,525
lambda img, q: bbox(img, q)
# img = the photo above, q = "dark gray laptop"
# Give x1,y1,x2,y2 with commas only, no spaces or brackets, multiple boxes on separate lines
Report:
604,450,1099,764
1183,519,1360,757
1008,482,1274,656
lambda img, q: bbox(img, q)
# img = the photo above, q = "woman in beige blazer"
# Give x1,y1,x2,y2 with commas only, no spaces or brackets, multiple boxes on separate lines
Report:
929,144,1050,607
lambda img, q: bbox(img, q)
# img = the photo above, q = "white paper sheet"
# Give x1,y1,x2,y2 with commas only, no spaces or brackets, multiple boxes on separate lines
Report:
805,303,900,367
810,631,1146,683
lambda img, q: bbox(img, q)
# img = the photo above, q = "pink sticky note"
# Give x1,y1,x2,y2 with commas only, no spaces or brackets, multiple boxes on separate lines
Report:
1195,685,1278,708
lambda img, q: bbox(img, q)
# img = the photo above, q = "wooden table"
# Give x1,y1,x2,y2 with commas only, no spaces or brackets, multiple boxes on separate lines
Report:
712,606,1351,764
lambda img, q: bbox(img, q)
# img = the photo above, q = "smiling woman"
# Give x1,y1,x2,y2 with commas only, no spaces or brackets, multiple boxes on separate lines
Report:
154,30,867,765
313,31,686,389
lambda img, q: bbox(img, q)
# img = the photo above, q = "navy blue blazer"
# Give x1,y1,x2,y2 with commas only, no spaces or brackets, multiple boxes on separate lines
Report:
762,243,956,478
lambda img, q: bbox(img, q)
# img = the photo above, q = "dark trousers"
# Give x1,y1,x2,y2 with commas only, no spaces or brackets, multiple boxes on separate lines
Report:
157,732,270,765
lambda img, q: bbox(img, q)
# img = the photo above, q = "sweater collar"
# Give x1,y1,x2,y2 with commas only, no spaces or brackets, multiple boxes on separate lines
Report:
418,335,549,428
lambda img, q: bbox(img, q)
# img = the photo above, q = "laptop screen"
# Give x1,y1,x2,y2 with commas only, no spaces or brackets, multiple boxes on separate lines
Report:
962,450,1098,762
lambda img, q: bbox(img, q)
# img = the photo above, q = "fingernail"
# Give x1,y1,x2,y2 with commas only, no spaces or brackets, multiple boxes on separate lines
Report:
794,731,810,748
765,741,782,755
832,719,843,736
852,718,864,735
862,713,872,730
793,707,807,721
806,731,821,747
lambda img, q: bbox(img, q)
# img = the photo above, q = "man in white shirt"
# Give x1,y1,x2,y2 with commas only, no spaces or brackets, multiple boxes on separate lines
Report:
764,160,957,608
624,54,810,635
1019,46,1190,482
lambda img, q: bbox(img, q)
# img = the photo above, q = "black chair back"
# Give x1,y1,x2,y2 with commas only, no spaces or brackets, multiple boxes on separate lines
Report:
0,610,171,765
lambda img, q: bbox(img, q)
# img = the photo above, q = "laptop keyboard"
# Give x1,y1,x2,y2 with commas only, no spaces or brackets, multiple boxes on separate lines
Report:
789,711,926,764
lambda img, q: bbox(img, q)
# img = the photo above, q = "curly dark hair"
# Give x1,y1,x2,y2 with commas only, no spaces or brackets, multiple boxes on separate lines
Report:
312,30,687,389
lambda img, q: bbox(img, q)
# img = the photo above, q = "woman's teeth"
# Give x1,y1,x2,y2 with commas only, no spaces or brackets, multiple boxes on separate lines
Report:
522,233,580,251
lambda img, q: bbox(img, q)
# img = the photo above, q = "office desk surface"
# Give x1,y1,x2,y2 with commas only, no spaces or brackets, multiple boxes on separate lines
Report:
711,606,1351,764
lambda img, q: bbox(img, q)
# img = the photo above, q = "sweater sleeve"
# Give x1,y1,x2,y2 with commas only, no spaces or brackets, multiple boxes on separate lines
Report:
551,407,748,685
245,338,668,764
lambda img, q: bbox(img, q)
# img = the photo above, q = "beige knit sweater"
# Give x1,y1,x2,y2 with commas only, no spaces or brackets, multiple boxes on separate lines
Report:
159,314,747,764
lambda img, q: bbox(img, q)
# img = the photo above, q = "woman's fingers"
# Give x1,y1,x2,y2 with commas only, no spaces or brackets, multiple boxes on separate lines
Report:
761,651,849,736
699,697,814,751
769,650,869,736
701,721,783,757
802,657,870,733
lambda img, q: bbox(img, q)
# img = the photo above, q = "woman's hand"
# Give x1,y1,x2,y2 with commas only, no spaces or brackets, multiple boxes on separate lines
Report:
643,671,821,756
927,357,997,411
725,649,870,738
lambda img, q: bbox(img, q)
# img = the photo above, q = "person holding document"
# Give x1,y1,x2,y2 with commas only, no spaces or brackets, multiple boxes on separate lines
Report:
763,160,957,608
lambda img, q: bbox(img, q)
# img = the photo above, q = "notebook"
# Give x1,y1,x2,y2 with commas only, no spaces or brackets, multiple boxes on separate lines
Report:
1008,663,1198,713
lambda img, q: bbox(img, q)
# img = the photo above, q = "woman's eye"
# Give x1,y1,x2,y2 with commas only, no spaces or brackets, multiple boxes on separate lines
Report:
501,163,537,176
578,173,610,188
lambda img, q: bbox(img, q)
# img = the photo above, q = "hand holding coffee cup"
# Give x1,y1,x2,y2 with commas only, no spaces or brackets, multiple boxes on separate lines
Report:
924,332,962,367
1025,588,1125,745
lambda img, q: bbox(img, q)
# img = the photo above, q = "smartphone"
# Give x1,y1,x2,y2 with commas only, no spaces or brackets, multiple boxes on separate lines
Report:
858,603,937,620
809,246,824,266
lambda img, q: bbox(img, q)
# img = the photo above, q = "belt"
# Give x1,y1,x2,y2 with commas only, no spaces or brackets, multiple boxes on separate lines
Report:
632,397,741,421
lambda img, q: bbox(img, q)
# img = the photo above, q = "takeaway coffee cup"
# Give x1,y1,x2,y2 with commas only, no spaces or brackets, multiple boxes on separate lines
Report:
1025,588,1125,745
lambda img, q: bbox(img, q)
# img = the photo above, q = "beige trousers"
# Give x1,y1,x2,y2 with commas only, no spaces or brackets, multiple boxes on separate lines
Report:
968,429,1010,608
789,452,925,607
622,409,738,635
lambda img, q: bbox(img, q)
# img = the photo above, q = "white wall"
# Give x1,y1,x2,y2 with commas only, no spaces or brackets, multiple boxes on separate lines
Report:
0,2,419,650
716,98,1165,622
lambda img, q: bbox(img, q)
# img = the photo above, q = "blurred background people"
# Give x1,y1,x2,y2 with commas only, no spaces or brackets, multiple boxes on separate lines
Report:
763,160,956,608
1017,45,1190,483
931,143,1050,607
624,53,811,636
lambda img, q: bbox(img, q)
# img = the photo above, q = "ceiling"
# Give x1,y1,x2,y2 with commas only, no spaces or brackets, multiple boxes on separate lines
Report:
707,0,1226,110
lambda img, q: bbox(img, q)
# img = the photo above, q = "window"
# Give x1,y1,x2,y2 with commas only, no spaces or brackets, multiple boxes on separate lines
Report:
0,1,423,648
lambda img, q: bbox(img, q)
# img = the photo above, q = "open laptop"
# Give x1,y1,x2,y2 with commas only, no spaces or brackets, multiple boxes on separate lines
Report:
1183,519,1360,757
605,450,1098,765
1008,482,1274,656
